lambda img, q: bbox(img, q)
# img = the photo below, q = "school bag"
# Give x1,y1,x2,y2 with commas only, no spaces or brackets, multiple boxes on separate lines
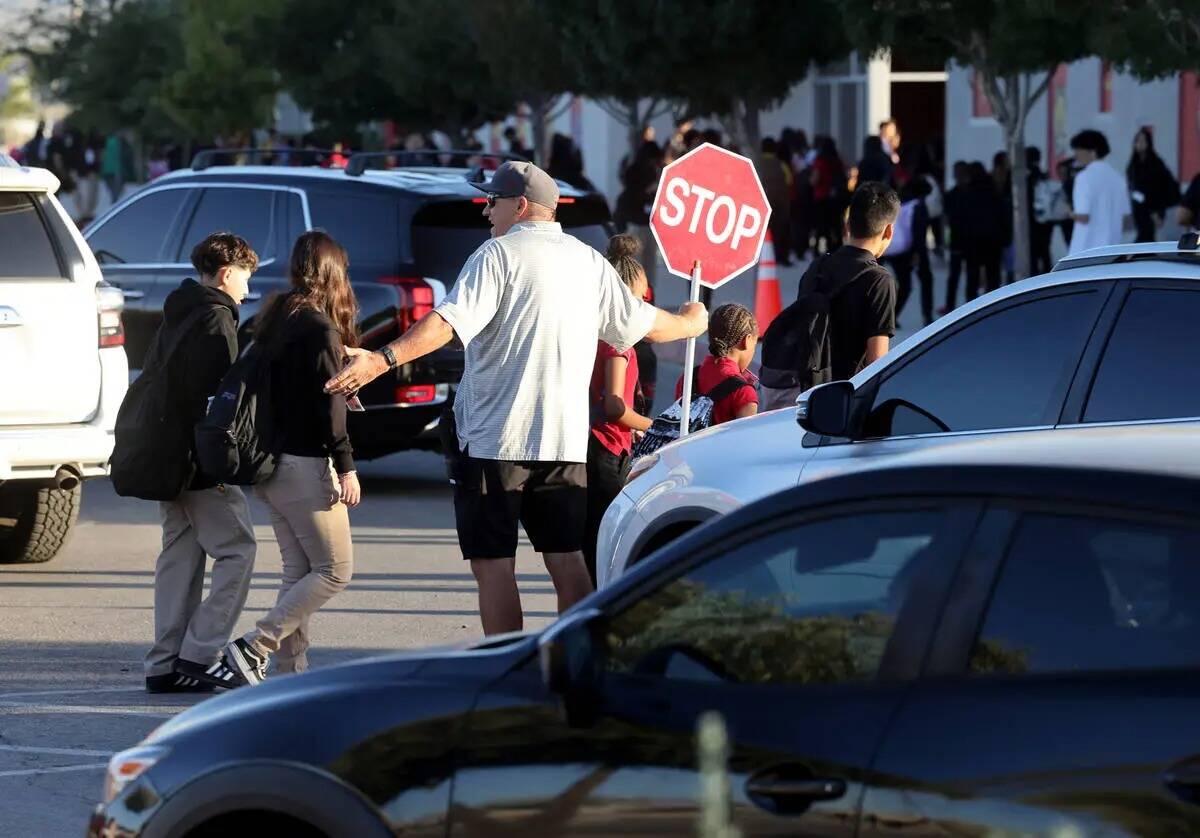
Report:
110,307,219,501
759,257,875,395
194,342,279,486
631,369,749,458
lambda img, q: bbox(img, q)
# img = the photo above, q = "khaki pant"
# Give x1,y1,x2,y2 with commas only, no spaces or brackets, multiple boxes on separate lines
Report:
245,455,352,673
146,485,256,677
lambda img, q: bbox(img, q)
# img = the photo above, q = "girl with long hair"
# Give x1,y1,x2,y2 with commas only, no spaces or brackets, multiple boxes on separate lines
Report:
222,230,361,685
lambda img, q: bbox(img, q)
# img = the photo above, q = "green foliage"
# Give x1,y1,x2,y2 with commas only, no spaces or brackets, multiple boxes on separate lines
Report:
158,0,282,141
273,0,513,140
1093,1,1200,79
22,0,184,139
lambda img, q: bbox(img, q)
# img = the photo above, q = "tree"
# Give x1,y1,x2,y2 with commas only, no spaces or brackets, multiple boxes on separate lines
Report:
844,0,1096,282
158,0,282,143
20,0,184,140
273,0,513,143
662,0,848,153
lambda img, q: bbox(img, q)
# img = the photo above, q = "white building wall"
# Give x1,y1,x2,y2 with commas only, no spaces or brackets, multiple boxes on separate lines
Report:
945,60,1181,185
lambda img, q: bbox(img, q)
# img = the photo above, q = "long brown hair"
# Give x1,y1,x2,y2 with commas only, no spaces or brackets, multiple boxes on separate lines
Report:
258,230,359,349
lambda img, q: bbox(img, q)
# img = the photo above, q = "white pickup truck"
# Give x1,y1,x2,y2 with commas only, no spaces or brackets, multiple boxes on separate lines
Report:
0,154,128,563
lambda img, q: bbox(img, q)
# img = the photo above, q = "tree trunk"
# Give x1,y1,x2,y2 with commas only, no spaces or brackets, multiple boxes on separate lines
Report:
1005,74,1032,283
726,98,761,155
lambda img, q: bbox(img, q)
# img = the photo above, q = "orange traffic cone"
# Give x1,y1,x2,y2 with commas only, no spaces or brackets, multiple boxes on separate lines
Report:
754,230,783,335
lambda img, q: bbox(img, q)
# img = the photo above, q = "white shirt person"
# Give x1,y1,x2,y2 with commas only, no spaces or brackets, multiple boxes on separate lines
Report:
1068,129,1132,255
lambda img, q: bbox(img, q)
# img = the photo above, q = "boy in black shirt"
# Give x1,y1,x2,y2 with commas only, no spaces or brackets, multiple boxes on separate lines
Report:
144,233,259,692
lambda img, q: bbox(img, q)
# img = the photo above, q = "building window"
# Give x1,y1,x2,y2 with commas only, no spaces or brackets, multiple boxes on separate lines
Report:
1100,61,1114,113
972,72,994,119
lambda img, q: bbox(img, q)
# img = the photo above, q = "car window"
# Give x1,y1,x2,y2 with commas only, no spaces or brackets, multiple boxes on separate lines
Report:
285,192,307,244
970,513,1200,675
0,192,63,278
604,509,960,685
1084,288,1200,423
177,188,275,262
863,291,1102,438
87,188,188,265
308,191,400,265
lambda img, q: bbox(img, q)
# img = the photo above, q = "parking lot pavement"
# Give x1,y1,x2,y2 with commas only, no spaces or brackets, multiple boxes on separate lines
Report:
0,450,555,837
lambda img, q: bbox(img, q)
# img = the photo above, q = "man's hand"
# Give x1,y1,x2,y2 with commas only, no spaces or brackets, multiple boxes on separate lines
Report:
678,301,707,338
326,346,388,396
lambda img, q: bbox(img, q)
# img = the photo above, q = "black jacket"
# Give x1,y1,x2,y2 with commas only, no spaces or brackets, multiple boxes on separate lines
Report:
262,306,354,475
160,279,239,490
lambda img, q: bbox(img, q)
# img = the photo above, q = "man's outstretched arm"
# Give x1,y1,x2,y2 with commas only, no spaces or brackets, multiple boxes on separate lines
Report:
643,302,708,344
325,312,455,395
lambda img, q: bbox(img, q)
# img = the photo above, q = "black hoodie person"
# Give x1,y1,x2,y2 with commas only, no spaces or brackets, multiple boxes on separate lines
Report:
142,232,261,695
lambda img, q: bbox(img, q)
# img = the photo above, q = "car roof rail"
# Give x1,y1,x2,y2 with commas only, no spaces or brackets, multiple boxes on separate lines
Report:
344,149,528,177
190,147,338,171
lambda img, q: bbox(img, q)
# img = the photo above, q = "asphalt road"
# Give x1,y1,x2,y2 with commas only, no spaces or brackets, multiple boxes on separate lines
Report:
0,450,557,836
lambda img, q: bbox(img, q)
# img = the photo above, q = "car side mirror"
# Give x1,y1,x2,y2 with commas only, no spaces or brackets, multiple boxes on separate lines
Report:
796,381,854,437
539,608,603,726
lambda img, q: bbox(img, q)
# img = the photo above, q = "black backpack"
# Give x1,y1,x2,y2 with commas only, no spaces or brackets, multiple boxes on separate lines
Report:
194,342,279,486
110,306,220,500
759,257,870,392
631,370,749,459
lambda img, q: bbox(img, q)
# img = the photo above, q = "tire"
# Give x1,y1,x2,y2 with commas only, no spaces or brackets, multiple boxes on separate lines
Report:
0,483,82,564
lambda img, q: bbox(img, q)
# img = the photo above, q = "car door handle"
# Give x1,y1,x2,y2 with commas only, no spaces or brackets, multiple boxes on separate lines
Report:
0,306,22,327
746,777,846,800
746,766,846,814
119,289,145,300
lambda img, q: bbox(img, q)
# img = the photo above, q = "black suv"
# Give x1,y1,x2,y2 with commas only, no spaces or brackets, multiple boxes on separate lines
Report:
82,151,614,459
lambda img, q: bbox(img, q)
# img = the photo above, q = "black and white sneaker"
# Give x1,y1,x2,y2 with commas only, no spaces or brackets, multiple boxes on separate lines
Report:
145,671,216,694
224,638,269,686
175,657,247,690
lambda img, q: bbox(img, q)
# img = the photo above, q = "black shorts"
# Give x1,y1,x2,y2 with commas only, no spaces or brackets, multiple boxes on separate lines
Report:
453,455,588,560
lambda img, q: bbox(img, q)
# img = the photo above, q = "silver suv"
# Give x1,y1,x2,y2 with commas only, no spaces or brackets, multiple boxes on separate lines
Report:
598,239,1200,585
0,154,127,563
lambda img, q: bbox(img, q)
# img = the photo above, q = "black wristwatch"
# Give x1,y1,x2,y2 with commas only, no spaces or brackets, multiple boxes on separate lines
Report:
379,346,398,369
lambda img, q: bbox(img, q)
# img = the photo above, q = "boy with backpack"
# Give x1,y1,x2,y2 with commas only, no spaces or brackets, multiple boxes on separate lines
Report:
117,233,259,693
759,182,900,412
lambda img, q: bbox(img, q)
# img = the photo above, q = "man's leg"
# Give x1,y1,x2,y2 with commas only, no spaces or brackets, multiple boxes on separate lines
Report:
543,552,594,614
178,485,257,667
145,499,206,678
470,558,523,635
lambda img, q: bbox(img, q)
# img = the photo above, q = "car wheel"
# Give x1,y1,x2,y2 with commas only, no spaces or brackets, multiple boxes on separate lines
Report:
0,483,82,564
184,811,327,838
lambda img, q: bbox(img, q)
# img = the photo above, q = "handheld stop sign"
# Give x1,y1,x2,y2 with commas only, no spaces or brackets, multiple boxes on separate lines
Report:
649,143,772,435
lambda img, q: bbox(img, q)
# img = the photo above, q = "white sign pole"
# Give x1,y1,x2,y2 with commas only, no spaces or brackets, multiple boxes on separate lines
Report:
679,260,702,437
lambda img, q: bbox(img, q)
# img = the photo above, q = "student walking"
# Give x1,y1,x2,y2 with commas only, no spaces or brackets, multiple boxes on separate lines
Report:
941,161,970,313
884,180,934,327
142,234,259,693
1026,147,1054,275
673,304,759,424
221,231,362,685
1126,128,1179,243
326,161,706,636
1068,129,1132,255
583,235,654,584
961,162,1005,299
811,136,848,254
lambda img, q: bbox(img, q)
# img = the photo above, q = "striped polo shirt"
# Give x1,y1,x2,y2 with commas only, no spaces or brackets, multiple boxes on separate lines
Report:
435,221,657,463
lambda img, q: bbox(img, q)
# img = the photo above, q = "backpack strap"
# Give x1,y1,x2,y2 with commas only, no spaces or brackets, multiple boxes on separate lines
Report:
147,305,228,372
705,374,753,404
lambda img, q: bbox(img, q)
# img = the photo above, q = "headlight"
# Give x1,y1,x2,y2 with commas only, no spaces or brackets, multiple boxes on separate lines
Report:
103,745,168,803
626,453,660,485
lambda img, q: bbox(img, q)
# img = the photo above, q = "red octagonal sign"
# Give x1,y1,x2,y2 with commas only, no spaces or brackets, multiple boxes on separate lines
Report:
649,142,772,289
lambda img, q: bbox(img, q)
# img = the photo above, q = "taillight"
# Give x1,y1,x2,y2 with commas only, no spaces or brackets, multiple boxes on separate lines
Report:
394,383,449,406
96,285,125,348
380,277,435,333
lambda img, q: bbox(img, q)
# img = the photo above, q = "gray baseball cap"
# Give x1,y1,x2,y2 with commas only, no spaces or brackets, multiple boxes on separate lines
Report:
471,160,560,208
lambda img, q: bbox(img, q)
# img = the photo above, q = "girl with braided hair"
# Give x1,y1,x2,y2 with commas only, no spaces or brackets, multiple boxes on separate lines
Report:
674,303,759,426
584,235,654,584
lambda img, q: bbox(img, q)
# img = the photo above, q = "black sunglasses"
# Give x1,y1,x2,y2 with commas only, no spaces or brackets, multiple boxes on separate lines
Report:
485,194,520,208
